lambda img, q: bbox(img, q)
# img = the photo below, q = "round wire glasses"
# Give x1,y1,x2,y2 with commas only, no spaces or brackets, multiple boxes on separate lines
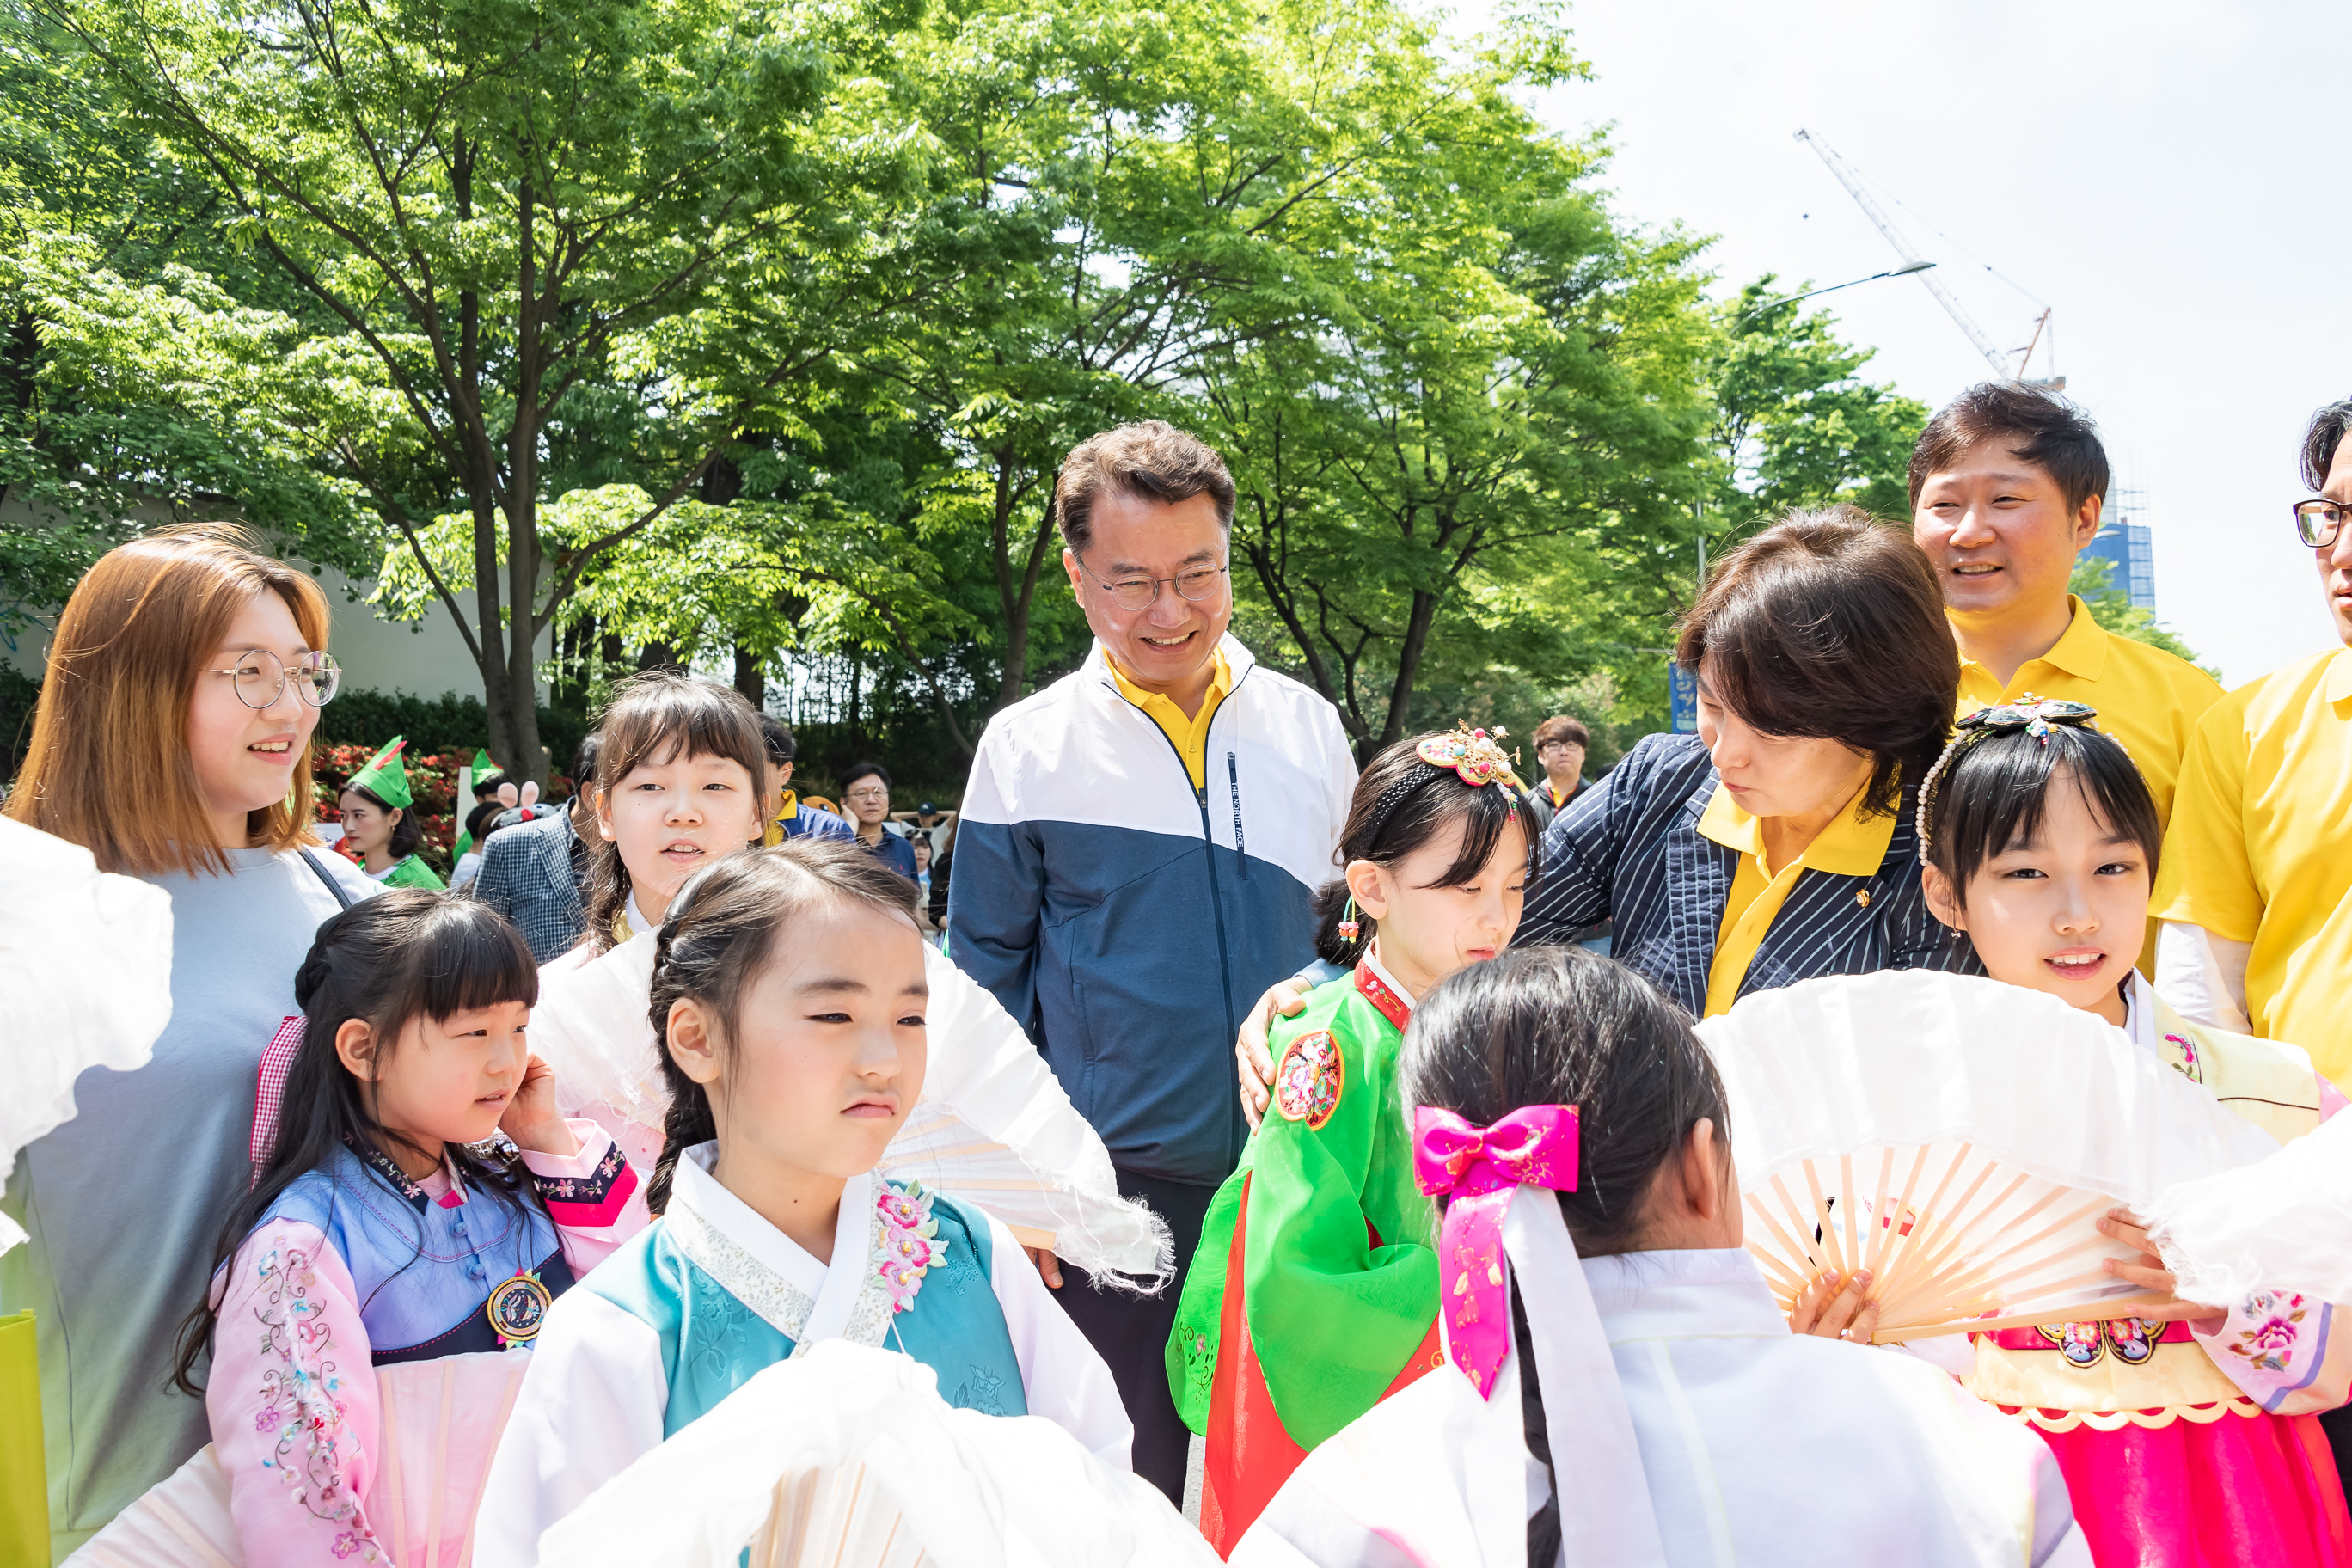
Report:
204,648,342,709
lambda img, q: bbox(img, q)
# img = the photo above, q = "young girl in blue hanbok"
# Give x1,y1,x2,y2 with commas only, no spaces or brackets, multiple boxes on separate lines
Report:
477,840,1131,1565
74,891,648,1568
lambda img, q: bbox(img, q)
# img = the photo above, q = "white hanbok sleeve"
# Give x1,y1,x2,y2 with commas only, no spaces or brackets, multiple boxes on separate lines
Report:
2155,921,2252,1032
475,1288,668,1568
983,1210,1134,1470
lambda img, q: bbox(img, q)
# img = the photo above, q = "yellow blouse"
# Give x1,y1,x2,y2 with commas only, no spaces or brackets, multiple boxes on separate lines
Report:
1698,781,1894,1018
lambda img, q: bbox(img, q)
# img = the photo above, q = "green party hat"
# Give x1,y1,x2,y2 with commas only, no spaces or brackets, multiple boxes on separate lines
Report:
453,748,496,858
351,736,413,810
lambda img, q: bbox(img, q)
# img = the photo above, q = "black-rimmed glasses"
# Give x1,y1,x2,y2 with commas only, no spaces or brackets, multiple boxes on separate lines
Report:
2294,499,2349,548
1076,556,1229,612
203,648,341,708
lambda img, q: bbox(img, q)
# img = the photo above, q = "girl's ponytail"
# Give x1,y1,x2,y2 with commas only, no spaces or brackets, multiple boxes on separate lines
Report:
649,1081,717,1216
1403,947,1724,1564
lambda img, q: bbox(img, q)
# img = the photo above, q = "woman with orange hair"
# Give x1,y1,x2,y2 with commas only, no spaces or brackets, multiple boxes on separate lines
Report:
1,524,377,1559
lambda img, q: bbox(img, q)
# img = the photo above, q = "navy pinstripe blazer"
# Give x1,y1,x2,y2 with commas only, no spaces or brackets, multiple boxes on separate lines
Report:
1518,732,1980,1015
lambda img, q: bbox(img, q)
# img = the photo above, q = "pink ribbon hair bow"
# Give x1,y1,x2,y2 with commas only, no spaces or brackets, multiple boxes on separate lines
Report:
1412,1104,1581,1399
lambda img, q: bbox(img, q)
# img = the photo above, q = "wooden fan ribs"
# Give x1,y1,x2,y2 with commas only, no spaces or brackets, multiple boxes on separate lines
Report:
1748,1143,2159,1343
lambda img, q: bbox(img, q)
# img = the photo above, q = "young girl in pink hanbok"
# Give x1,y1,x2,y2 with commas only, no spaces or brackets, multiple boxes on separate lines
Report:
71,891,648,1568
1902,699,2352,1568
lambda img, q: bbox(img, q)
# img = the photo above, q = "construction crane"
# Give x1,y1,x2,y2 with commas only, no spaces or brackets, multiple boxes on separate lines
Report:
1792,129,2060,387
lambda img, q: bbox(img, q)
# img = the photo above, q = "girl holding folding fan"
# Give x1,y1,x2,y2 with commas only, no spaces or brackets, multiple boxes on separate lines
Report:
1232,945,2087,1568
1902,698,2352,1567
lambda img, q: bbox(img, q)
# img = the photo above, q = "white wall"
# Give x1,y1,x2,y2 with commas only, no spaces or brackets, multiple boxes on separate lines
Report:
3,531,548,707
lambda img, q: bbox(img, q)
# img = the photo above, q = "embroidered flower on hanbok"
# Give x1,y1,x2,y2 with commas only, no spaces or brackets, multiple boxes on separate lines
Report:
2226,1290,2308,1374
874,1179,948,1314
2163,1032,2203,1084
250,1243,378,1559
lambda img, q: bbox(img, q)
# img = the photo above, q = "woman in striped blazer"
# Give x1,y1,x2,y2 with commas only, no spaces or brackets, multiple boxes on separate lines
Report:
1516,506,1980,1015
1235,506,1978,1121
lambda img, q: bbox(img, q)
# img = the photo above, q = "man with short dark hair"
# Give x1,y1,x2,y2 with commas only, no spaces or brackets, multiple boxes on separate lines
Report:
2154,394,2352,1503
2156,396,2352,1087
1911,383,2221,834
756,714,853,844
951,419,1356,1504
1520,713,1590,836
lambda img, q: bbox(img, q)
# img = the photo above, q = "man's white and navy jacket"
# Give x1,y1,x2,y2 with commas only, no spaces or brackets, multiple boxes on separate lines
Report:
948,635,1356,1188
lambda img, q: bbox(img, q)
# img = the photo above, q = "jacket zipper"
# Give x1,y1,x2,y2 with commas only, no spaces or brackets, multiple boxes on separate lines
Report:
1227,751,1247,878
1106,665,1246,1136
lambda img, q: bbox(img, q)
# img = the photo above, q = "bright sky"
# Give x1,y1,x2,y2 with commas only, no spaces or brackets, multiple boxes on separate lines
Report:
1491,0,2349,688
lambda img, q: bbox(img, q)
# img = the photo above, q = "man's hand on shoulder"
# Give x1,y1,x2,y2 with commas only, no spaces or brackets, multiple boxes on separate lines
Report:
1238,977,1314,1130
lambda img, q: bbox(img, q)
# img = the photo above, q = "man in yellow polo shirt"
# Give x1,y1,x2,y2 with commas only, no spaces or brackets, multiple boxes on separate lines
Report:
1910,383,2223,831
2153,396,2352,1093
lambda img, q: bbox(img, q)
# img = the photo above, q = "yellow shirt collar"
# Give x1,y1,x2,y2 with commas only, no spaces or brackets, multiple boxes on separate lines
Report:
1695,778,1894,879
1102,644,1233,712
2328,646,2352,707
1955,594,2108,686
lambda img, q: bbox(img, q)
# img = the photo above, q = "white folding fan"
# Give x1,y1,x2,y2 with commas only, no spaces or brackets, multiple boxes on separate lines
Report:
535,1340,1218,1568
0,818,175,1255
530,934,1169,1282
1694,971,2285,1342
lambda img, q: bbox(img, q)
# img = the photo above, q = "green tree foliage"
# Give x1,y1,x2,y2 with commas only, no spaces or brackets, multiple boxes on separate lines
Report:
0,5,371,629
2071,557,2219,680
0,0,1966,780
40,0,953,777
1705,276,1930,532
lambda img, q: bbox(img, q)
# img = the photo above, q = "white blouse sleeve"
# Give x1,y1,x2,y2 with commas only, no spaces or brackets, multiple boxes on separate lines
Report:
2155,922,2253,1032
475,1288,669,1568
983,1212,1135,1470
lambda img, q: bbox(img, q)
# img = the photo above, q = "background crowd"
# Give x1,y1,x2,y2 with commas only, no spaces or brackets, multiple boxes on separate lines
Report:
2,379,2349,1567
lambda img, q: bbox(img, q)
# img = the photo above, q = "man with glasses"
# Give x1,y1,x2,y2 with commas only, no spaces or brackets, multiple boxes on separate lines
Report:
837,759,917,877
1911,383,2224,838
950,420,1355,1504
2153,394,2352,1504
2155,400,2352,1091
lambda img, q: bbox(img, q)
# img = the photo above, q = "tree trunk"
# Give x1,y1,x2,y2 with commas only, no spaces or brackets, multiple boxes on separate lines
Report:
847,656,863,750
733,644,764,711
989,451,1055,710
638,641,679,671
1373,586,1442,760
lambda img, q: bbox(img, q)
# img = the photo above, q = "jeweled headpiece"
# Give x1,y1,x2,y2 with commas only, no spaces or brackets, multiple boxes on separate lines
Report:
1916,695,2101,854
1361,724,1526,849
1416,724,1524,791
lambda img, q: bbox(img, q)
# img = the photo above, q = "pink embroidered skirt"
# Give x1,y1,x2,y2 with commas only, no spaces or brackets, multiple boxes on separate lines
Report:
2030,1406,2350,1568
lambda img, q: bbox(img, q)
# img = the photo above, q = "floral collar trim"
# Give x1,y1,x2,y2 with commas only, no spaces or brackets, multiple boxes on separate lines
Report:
1354,957,1413,1034
876,1180,949,1313
350,1137,465,1211
667,1173,952,1348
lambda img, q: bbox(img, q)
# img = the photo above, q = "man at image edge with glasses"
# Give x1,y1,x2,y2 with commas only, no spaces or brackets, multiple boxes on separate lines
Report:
2154,399,2352,1099
946,420,1357,1506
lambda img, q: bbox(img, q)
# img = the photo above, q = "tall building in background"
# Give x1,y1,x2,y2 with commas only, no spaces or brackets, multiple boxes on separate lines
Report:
2082,482,2156,610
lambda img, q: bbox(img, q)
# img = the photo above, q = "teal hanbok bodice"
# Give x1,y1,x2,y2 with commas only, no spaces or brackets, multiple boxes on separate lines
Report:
582,1169,1029,1436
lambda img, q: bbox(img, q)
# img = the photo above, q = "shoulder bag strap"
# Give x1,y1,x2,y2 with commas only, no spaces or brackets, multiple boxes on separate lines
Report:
300,847,359,910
